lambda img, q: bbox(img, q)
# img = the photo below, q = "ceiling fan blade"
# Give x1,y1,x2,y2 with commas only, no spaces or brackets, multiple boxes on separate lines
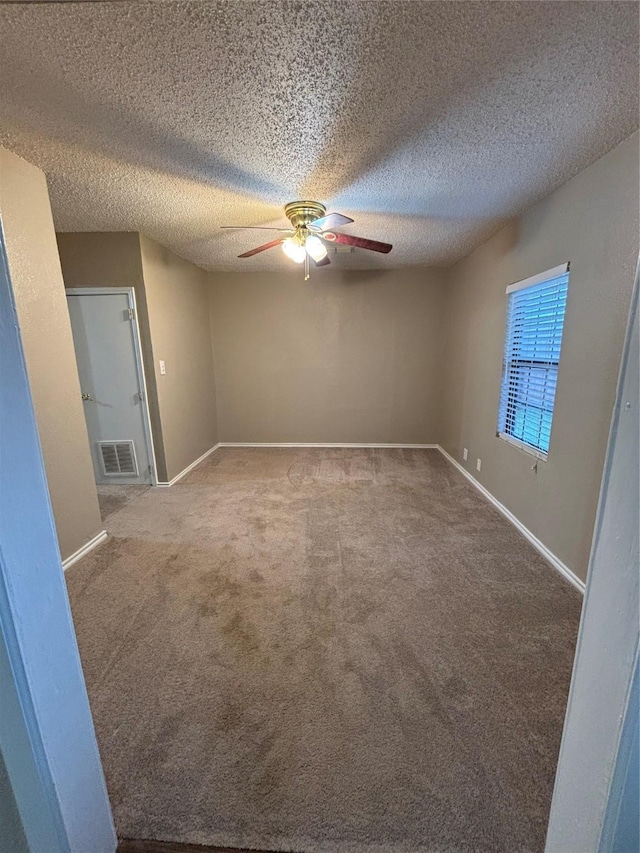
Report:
238,238,284,258
221,226,293,232
313,255,331,267
309,212,354,231
326,232,392,254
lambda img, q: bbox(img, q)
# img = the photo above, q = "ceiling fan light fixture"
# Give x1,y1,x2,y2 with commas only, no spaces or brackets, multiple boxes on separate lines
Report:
305,234,327,262
282,237,306,264
230,201,392,269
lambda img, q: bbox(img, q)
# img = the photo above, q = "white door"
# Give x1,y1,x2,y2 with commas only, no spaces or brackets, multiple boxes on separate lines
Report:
66,290,154,485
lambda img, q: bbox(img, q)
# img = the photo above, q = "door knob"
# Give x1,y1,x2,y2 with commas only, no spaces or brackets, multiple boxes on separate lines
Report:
81,392,94,401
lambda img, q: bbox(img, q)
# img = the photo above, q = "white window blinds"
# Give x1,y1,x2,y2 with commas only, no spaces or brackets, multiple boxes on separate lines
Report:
497,266,569,457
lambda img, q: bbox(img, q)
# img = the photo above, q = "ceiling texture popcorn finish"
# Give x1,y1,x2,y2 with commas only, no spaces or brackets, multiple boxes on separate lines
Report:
0,1,638,272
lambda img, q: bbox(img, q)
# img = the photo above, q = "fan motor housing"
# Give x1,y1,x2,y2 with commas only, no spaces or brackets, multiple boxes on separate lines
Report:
284,200,326,229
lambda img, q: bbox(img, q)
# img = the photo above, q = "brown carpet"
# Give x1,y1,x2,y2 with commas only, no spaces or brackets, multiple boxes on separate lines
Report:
67,448,582,853
97,484,151,522
117,840,267,853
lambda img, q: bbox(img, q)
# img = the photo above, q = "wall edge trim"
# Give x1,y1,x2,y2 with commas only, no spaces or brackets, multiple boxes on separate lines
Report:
217,442,440,449
437,445,586,594
155,443,221,487
62,529,108,572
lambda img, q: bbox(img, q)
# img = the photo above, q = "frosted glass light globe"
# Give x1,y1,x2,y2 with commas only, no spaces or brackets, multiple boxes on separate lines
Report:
282,237,306,264
305,234,328,261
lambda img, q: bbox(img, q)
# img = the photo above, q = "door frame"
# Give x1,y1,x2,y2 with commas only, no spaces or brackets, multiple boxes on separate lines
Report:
545,269,639,851
66,286,158,486
1,231,117,852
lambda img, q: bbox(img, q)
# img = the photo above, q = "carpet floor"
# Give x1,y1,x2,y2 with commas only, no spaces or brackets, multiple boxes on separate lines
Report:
67,448,582,853
97,484,151,522
117,840,266,853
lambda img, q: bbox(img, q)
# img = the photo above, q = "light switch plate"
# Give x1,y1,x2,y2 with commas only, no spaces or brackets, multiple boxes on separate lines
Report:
159,360,166,375
476,458,482,471
463,448,468,461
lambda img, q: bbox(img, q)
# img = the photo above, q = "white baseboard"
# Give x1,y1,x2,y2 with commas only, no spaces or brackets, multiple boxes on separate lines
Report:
217,442,439,449
155,443,221,487
436,446,585,594
62,529,108,571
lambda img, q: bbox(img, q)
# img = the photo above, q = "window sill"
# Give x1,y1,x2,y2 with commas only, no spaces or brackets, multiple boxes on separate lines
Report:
496,432,548,462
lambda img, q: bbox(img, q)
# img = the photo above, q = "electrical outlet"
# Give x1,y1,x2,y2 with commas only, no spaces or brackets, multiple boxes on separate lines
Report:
159,360,166,375
463,448,468,461
476,458,482,472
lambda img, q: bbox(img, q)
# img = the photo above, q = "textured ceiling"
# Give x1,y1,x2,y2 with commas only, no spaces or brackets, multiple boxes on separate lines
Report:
0,1,638,271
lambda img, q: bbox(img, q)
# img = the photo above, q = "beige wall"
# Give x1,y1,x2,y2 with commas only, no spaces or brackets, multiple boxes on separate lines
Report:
139,235,218,481
56,231,168,480
0,148,102,560
209,267,446,444
439,131,639,582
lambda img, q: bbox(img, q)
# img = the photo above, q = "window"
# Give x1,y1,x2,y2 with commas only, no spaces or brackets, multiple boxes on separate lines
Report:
497,263,569,459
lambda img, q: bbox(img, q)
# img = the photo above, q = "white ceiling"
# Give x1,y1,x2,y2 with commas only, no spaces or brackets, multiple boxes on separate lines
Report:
0,1,637,271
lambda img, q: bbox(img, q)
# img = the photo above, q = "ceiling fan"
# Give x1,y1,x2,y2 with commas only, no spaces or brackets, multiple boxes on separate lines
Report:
222,200,392,280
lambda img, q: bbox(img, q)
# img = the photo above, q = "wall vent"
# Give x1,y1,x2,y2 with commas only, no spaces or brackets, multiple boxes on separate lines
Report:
98,441,138,476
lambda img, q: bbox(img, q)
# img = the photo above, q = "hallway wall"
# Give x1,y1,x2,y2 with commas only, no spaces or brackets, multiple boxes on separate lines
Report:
139,235,218,482
0,147,102,561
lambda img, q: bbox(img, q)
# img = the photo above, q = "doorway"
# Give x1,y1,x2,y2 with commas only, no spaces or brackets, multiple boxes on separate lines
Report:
66,288,156,486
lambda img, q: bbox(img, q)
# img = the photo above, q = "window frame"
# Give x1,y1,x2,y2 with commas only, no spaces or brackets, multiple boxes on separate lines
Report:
496,263,570,461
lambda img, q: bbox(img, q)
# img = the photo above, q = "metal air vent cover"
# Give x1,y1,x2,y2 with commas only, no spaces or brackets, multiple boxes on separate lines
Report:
98,441,138,476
